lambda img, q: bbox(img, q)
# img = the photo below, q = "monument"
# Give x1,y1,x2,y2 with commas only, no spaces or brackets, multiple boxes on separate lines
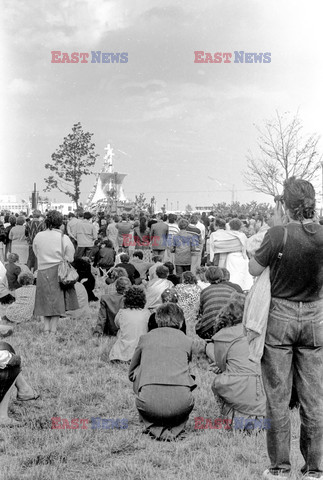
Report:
86,144,133,213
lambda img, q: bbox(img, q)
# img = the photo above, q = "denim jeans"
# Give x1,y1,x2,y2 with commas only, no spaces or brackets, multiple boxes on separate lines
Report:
190,252,202,275
261,297,323,474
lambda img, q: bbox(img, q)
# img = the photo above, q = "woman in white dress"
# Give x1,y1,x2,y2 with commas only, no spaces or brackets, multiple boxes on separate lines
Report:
210,218,253,291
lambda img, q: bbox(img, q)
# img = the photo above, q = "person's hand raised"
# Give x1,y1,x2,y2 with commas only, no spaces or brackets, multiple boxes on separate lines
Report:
208,363,222,374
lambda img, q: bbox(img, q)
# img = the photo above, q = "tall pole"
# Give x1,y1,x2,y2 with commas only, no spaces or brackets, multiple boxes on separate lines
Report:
114,172,117,214
321,161,323,216
166,198,169,210
32,183,38,210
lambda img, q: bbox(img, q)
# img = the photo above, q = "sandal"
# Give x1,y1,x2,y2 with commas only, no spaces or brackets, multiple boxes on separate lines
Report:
17,390,40,401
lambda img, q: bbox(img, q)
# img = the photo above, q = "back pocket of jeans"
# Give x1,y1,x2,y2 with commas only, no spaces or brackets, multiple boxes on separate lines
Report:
265,316,290,346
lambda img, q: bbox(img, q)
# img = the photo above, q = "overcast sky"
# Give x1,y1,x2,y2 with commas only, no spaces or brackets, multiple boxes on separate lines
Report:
1,0,323,210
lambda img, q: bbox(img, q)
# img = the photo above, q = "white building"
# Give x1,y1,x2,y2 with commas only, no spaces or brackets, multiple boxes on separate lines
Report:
0,195,30,214
50,202,76,215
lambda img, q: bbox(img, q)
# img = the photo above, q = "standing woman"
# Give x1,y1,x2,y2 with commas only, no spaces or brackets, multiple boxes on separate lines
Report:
134,216,151,262
33,210,78,335
9,216,29,265
249,177,323,480
210,218,253,291
171,219,195,279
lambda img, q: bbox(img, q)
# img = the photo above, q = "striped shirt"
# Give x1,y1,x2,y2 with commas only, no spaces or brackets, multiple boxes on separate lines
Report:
167,223,180,236
195,283,237,339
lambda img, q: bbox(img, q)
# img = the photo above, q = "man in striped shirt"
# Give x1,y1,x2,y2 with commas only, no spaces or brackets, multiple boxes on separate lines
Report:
195,266,237,339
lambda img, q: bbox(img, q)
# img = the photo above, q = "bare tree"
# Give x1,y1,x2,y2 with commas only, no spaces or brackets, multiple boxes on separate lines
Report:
244,111,321,196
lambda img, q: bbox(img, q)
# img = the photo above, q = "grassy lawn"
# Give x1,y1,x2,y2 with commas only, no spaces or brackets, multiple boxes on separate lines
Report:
0,280,304,480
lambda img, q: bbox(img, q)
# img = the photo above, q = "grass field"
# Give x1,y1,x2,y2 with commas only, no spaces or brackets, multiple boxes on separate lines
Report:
0,279,304,480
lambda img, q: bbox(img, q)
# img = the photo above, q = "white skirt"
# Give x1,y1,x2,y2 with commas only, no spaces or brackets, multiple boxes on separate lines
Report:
225,252,253,291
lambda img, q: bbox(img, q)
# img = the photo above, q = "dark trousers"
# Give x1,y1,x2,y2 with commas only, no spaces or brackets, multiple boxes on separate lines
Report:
135,384,194,439
261,297,323,475
27,246,37,271
175,265,191,277
69,237,77,249
75,247,93,260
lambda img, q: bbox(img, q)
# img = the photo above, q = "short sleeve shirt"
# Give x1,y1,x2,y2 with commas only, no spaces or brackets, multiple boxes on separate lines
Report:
254,223,323,302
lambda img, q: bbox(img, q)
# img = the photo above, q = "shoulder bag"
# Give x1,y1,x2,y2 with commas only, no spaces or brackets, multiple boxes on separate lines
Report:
58,233,79,287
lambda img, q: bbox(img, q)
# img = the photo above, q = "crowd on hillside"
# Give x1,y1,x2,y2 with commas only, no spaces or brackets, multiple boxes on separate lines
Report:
0,177,322,480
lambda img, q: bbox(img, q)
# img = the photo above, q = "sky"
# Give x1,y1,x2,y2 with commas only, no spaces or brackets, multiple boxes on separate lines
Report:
1,0,323,211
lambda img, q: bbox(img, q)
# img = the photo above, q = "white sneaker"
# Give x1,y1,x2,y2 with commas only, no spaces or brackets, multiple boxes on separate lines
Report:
262,469,289,480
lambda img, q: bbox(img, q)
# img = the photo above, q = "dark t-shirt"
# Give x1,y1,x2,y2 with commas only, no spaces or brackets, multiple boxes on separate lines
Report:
114,262,140,284
168,273,181,286
148,219,158,229
254,223,323,302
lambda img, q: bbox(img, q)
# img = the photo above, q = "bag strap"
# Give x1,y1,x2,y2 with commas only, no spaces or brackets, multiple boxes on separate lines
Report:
61,231,65,261
277,226,288,260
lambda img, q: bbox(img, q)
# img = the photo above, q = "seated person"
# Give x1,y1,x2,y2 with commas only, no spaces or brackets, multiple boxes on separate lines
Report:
130,251,153,281
6,253,21,290
195,266,210,291
195,267,237,339
2,272,36,325
148,288,186,334
175,271,200,337
72,257,98,302
148,255,163,280
209,292,266,426
0,261,15,335
95,239,116,272
115,254,140,285
163,261,180,286
0,341,39,426
145,265,174,311
109,287,150,362
129,303,197,441
93,277,131,337
104,266,129,294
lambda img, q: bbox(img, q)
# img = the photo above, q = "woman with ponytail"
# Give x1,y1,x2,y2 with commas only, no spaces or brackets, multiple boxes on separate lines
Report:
249,177,323,480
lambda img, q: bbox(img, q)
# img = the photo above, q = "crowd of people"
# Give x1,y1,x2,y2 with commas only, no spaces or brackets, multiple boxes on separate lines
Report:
0,176,322,480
